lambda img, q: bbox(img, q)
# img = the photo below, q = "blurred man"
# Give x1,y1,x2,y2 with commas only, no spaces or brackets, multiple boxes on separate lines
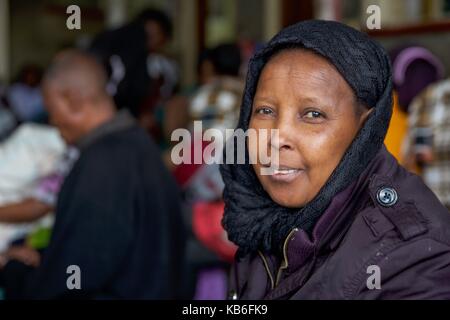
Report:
0,50,186,299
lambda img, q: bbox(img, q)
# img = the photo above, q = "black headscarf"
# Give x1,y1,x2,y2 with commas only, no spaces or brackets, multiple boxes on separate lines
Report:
220,20,393,255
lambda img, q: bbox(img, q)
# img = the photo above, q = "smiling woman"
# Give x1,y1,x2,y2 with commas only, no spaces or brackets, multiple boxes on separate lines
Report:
249,48,371,208
220,20,450,300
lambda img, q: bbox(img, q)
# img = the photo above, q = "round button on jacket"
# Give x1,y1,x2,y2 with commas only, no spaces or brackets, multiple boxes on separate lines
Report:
376,187,398,207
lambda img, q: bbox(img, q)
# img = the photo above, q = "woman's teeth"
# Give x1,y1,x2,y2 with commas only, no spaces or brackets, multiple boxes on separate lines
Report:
273,168,298,175
267,167,302,183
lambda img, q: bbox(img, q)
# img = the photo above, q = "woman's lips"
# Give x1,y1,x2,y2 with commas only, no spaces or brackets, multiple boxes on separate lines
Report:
262,165,304,183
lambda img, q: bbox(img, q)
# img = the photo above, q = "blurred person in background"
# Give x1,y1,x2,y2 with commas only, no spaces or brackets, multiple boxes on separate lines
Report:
0,123,65,254
174,43,244,200
187,44,244,133
134,8,179,145
161,48,219,169
0,83,16,141
385,46,444,162
0,146,78,243
90,8,178,147
0,50,186,299
7,65,47,123
404,78,450,210
171,43,243,300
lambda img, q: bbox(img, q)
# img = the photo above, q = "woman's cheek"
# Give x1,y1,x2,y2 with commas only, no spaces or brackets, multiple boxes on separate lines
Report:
247,129,259,165
312,130,349,177
298,130,329,162
248,122,272,166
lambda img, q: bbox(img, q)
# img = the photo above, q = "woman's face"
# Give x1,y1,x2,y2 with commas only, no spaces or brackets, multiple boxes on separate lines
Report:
248,49,371,208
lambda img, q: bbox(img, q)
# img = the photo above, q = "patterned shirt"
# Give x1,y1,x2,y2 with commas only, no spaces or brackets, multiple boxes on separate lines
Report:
406,79,450,207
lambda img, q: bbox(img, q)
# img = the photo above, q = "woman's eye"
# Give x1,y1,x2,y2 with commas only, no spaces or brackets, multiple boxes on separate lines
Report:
255,107,274,116
304,110,323,119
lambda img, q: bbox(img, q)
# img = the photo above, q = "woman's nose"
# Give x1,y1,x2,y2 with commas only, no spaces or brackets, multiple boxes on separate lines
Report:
271,118,295,151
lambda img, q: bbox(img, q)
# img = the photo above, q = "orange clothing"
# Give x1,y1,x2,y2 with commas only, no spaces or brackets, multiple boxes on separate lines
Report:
384,93,408,163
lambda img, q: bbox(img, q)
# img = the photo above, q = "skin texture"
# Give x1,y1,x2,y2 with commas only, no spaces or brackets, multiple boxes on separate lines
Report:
248,49,372,208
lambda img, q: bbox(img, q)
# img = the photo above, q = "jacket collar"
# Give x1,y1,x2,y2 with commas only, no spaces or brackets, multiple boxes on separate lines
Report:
75,110,136,151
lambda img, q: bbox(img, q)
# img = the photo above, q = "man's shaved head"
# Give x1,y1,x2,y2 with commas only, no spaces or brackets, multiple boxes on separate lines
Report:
43,49,108,101
42,49,115,145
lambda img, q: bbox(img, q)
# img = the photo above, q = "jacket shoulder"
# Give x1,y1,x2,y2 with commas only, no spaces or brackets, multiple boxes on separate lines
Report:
345,158,450,299
369,157,450,243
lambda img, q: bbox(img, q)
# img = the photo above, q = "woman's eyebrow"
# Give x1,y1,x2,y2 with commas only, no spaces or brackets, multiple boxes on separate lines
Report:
300,97,320,104
253,95,330,109
298,97,335,112
253,95,278,105
303,97,331,107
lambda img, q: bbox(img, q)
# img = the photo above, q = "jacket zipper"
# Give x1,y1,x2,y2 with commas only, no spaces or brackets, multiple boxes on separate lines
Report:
258,228,299,290
257,251,275,290
275,228,298,286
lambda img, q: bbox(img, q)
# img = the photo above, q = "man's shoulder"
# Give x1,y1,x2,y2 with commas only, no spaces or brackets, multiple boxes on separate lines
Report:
81,125,157,161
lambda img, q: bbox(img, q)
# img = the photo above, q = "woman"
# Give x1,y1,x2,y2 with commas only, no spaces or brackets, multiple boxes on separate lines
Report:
220,20,450,299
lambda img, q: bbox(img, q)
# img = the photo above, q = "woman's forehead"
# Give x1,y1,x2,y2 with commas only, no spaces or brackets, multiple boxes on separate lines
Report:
256,50,353,98
263,49,340,79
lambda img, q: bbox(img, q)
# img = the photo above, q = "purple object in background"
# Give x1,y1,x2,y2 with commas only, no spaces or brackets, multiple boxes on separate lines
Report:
390,45,445,112
194,267,227,300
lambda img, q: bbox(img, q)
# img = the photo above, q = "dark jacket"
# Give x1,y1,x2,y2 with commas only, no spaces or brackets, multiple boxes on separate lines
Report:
3,112,187,299
230,146,450,299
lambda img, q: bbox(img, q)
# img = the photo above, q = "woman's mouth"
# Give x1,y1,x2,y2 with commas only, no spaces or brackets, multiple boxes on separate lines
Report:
263,165,304,183
273,168,298,175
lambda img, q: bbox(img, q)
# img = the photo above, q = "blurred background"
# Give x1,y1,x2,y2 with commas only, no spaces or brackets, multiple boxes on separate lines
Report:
1,0,450,86
1,0,450,300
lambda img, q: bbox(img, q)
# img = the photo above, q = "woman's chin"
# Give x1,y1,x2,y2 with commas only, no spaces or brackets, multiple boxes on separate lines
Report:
268,192,307,209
